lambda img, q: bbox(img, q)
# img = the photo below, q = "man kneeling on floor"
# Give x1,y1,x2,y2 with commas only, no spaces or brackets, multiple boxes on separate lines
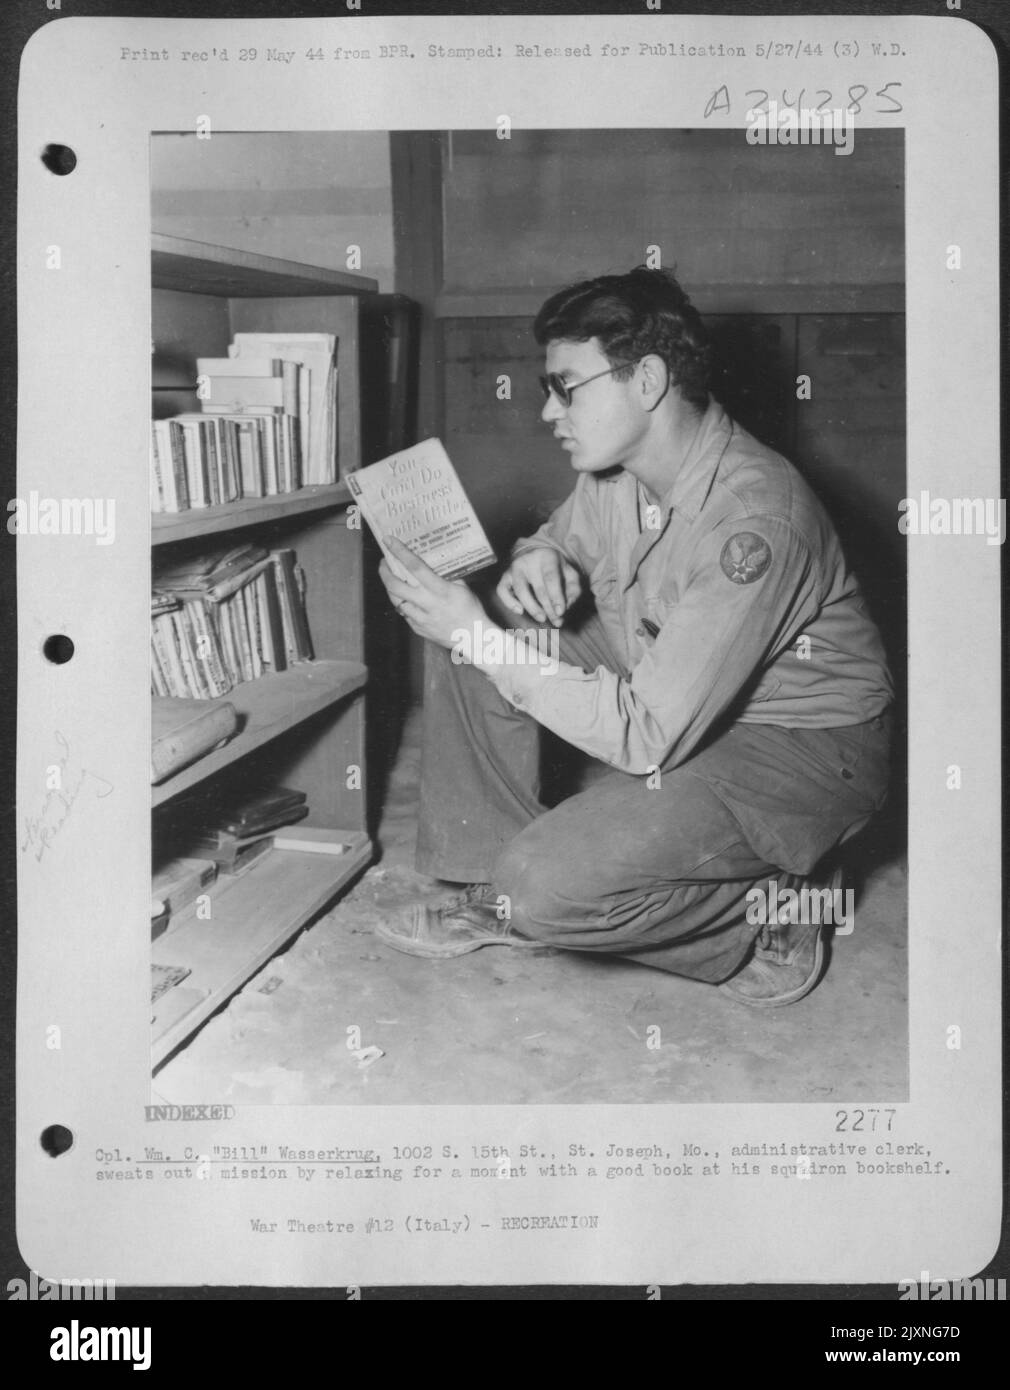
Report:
376,267,893,1007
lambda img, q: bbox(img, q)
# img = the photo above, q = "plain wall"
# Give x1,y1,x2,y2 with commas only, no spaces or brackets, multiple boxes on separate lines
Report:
151,131,395,291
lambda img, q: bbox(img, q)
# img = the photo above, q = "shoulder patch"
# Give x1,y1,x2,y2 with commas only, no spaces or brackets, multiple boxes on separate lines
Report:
719,531,772,585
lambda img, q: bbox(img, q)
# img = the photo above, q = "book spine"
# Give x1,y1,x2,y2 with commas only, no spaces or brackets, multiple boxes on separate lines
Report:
150,642,169,696
229,592,254,682
154,421,181,511
251,420,266,497
281,359,300,417
261,565,287,673
293,562,314,661
327,361,338,485
152,422,172,511
150,620,174,695
202,421,220,506
168,421,190,511
153,613,187,697
221,419,240,502
179,422,207,508
190,600,232,696
270,554,297,664
254,573,274,669
270,550,313,661
206,418,227,505
150,423,164,512
277,414,292,493
242,581,264,678
286,415,301,491
171,608,209,699
183,601,218,696
216,597,241,687
261,416,279,496
299,366,311,484
235,422,263,498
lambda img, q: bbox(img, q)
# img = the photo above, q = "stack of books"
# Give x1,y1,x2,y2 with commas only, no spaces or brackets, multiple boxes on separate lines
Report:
154,789,310,918
150,333,339,512
150,543,314,699
152,855,218,920
185,786,310,876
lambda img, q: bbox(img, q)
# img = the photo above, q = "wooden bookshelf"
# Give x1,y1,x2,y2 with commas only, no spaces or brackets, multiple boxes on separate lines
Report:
150,237,375,1068
152,234,378,298
151,482,352,546
151,661,368,808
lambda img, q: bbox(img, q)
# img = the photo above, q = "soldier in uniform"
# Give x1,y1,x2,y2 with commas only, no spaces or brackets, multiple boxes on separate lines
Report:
376,268,893,1006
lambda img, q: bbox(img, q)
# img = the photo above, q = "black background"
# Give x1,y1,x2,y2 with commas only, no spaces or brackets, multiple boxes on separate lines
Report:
0,0,1006,1352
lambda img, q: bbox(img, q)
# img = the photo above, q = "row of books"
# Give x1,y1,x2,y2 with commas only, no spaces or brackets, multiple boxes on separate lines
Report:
151,543,313,700
151,409,301,510
151,332,339,512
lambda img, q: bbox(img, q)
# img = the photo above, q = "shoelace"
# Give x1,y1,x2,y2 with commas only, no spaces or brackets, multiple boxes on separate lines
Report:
443,881,494,910
435,882,513,937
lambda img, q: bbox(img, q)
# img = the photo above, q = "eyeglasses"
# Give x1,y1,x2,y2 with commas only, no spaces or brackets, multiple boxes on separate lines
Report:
538,361,639,408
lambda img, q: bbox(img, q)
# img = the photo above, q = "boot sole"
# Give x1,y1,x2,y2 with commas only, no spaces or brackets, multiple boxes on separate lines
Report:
375,909,553,959
720,928,827,1008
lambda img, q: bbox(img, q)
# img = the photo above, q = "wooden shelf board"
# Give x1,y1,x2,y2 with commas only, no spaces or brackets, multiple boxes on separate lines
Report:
151,661,367,808
151,830,373,1067
152,234,378,298
152,483,352,545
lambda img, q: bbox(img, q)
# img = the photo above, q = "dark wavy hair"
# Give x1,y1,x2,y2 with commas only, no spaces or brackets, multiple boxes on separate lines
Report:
533,267,712,411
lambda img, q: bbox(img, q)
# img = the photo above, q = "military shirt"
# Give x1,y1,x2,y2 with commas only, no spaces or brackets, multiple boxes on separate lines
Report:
481,399,893,774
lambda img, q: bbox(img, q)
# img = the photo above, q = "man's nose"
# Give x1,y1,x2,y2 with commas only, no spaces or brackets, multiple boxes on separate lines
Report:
541,391,565,425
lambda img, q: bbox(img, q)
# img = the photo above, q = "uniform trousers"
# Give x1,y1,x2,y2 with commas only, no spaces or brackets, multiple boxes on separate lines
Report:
415,606,891,982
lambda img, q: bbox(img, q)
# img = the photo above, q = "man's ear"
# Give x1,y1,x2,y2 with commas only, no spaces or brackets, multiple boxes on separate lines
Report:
638,354,671,410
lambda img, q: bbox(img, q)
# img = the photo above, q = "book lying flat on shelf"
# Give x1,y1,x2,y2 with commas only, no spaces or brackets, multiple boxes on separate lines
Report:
151,963,192,1003
272,826,350,856
185,831,275,876
346,437,496,582
211,785,309,838
196,356,300,414
150,856,218,916
151,696,239,783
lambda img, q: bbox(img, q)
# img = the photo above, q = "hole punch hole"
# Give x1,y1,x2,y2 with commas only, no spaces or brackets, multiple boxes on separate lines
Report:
40,1125,74,1158
41,144,77,176
43,634,75,665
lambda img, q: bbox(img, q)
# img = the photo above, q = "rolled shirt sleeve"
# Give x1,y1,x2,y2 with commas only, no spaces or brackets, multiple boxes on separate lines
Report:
483,513,822,774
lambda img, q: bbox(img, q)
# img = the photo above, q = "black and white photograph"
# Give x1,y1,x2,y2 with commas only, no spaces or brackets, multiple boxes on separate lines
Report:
148,125,908,1108
7,1,1004,1314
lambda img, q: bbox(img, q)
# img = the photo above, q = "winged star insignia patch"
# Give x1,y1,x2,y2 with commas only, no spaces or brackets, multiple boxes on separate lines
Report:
719,531,772,585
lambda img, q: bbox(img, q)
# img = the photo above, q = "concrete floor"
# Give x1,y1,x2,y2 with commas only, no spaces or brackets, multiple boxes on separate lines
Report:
154,707,908,1105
